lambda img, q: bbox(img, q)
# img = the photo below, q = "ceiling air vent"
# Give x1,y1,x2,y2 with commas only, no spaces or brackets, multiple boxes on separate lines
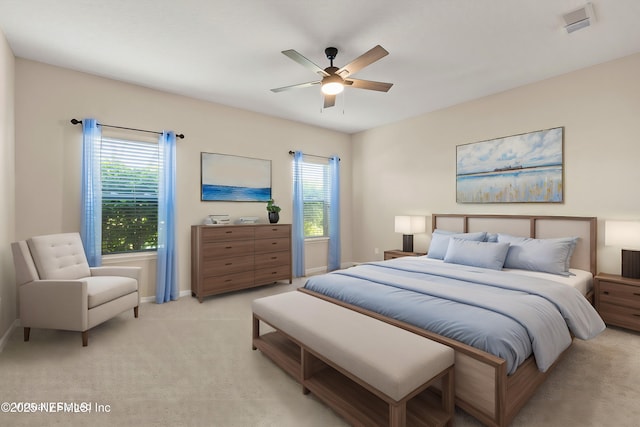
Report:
563,3,595,34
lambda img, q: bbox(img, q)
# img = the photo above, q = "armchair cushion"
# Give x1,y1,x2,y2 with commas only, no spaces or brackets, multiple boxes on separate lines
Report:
27,233,91,280
86,276,138,309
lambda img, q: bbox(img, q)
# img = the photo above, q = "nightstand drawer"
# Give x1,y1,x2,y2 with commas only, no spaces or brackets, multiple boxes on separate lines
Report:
598,302,640,330
599,281,640,310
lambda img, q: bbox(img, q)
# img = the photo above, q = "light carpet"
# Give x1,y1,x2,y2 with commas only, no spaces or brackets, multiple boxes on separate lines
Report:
0,278,638,427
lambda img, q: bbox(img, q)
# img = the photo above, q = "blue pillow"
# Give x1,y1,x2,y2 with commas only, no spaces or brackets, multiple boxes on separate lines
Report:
484,233,499,243
427,230,487,260
497,234,578,276
443,238,510,270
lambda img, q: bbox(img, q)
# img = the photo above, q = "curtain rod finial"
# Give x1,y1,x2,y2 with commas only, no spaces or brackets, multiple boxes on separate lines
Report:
70,118,81,125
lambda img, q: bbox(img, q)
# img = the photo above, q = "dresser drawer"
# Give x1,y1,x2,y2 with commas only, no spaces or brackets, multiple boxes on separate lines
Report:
598,302,640,331
202,271,255,294
202,240,254,258
599,281,640,310
255,237,290,254
255,225,291,239
255,264,291,285
192,223,291,301
202,255,254,277
255,251,290,269
201,226,254,242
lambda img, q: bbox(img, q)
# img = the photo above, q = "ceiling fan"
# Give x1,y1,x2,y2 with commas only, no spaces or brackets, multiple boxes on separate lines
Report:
271,45,393,108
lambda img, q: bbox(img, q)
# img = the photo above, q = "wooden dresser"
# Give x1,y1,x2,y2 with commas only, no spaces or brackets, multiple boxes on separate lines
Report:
191,224,292,302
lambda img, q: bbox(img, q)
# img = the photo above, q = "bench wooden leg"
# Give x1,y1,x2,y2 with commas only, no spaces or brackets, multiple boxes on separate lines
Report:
301,348,311,394
252,314,259,350
389,402,406,427
82,331,88,347
442,367,455,427
24,327,30,342
134,306,139,318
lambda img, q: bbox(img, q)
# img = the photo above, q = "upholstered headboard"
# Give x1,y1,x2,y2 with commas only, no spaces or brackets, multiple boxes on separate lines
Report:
432,214,597,275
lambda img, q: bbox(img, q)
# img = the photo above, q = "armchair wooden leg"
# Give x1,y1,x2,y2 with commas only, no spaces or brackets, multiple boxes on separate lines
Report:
24,327,30,342
82,331,88,347
134,306,139,318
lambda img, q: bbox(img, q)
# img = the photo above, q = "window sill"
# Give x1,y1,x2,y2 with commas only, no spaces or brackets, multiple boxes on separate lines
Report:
102,252,157,263
305,237,329,244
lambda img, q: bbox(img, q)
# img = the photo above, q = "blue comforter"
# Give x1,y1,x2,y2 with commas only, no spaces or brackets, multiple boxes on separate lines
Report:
304,258,605,374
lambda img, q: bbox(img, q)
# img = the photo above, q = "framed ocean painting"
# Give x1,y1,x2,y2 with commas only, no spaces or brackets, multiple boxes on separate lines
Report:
456,127,564,203
201,153,272,202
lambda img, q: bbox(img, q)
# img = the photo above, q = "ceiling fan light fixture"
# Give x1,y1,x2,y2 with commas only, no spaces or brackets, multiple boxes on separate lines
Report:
321,74,344,95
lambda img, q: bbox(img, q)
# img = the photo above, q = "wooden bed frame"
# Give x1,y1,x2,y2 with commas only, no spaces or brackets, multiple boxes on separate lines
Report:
300,214,597,427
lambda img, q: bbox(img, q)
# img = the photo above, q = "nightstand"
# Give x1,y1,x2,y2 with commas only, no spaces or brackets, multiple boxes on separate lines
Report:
594,273,640,332
384,250,426,260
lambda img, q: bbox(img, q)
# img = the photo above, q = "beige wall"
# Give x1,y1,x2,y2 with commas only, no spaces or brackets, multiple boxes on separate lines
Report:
14,59,353,299
352,52,640,275
8,49,640,325
0,30,16,341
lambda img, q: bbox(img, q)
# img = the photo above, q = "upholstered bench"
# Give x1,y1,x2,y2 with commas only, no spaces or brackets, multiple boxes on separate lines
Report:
252,291,455,427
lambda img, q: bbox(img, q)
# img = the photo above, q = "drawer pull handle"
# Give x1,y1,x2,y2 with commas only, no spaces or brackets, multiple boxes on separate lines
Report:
226,246,232,249
634,293,640,296
634,314,640,317
272,242,277,245
271,271,277,275
271,256,277,260
225,231,233,234
603,291,609,295
225,279,232,282
225,263,232,266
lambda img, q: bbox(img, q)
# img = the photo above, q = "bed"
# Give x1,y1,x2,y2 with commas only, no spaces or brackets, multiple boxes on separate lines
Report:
299,214,605,427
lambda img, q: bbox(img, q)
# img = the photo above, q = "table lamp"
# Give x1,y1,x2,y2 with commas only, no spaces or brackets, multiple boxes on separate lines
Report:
605,220,640,279
394,215,426,253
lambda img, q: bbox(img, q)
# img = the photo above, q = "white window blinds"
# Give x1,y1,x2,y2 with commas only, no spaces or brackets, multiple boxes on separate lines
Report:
298,159,331,238
100,137,159,254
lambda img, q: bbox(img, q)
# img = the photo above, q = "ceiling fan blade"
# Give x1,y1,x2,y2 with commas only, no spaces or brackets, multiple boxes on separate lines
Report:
336,45,389,77
345,78,393,92
323,94,336,108
282,50,330,77
271,81,320,93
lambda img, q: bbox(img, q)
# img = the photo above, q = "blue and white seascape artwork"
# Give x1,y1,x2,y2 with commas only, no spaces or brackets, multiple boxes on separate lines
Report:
456,127,563,203
201,153,272,202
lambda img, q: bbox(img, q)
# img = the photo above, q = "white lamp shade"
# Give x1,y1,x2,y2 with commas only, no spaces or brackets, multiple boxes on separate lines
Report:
394,215,426,235
605,220,640,249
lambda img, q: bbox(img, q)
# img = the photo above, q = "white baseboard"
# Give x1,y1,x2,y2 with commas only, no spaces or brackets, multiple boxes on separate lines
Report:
140,289,192,303
305,261,354,277
305,266,328,276
0,319,19,353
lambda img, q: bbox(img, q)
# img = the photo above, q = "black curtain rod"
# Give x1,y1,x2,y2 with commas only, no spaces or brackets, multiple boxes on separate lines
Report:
288,150,340,161
70,119,185,139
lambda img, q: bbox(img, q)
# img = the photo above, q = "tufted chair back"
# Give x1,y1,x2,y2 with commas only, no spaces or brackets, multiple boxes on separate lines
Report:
26,233,91,280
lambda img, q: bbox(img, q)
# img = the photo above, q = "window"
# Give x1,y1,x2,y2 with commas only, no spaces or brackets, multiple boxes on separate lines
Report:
296,160,332,238
100,137,159,254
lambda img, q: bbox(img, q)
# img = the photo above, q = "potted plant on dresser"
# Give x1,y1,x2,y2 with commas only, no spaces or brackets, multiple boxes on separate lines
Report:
266,199,281,224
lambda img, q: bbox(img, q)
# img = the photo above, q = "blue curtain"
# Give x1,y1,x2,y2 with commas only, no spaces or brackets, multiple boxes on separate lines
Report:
328,155,341,271
292,151,305,277
156,131,178,303
80,118,102,267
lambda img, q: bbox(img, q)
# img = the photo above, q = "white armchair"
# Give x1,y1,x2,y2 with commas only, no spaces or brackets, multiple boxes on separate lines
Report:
11,232,140,346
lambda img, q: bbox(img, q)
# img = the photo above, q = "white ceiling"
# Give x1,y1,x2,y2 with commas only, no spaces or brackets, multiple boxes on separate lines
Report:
1,0,640,134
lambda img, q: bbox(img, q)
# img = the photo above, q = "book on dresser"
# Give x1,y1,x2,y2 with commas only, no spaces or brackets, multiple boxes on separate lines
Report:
191,224,292,302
